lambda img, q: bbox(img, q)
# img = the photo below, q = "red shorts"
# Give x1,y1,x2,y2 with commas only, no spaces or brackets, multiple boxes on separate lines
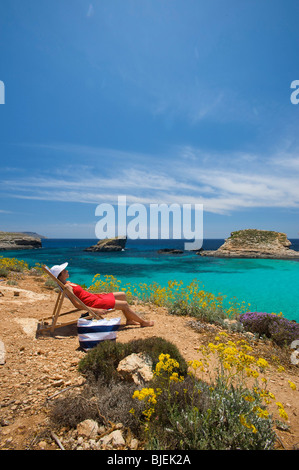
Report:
90,292,116,310
69,283,116,311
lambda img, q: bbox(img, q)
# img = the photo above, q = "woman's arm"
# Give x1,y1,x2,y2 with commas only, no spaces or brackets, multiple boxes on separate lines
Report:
88,307,108,316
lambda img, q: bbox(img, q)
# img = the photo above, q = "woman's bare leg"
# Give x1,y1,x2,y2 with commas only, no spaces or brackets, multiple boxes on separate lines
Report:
114,299,154,327
92,291,154,327
113,292,126,301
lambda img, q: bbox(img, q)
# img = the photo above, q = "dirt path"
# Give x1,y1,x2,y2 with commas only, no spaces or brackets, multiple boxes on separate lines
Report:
0,275,298,450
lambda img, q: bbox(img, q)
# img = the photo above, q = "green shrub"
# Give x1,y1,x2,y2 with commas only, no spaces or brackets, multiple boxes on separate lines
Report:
168,297,227,324
130,341,277,450
44,278,58,289
0,266,9,277
54,336,278,450
78,337,188,383
6,280,18,286
142,376,275,450
0,257,28,273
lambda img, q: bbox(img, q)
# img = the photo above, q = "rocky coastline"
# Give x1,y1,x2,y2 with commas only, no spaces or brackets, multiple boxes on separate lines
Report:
0,232,42,251
199,229,299,259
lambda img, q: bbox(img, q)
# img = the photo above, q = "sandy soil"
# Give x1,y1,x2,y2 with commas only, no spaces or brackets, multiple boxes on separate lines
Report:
0,274,298,450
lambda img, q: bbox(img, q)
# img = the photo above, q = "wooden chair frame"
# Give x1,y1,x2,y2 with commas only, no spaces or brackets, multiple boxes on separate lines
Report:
37,265,101,334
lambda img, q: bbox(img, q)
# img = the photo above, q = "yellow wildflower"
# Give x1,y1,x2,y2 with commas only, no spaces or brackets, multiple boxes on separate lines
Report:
245,368,259,378
239,414,247,427
243,395,255,402
188,359,204,371
256,358,269,369
239,414,256,432
255,407,269,419
169,372,183,382
142,407,155,421
278,408,288,421
288,380,296,390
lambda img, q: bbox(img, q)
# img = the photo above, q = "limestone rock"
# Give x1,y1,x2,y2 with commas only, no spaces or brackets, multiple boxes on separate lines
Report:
117,352,153,385
100,429,125,448
0,231,42,251
129,438,139,450
199,229,299,259
77,419,99,439
84,236,127,252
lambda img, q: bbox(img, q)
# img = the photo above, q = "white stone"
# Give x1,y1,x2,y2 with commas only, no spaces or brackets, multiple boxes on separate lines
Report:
117,352,153,385
0,340,5,365
100,429,125,448
77,419,99,439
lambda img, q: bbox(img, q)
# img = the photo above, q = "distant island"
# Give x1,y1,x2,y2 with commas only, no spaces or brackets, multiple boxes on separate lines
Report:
84,236,127,252
0,231,43,251
199,229,299,259
21,232,47,239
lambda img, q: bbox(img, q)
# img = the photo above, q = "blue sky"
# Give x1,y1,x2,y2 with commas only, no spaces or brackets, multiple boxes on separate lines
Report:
0,0,299,239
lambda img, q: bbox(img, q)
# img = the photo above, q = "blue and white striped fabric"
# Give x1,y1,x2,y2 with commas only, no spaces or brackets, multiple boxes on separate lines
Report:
77,317,121,351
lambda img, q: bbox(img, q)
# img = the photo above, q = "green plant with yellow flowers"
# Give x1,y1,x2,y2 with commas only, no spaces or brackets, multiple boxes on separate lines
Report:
129,334,294,450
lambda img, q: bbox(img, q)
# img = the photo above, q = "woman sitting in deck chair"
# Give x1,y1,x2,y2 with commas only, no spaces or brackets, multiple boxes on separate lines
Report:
49,263,154,328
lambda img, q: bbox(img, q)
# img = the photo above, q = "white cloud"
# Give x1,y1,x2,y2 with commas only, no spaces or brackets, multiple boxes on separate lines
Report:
2,144,299,215
272,156,299,170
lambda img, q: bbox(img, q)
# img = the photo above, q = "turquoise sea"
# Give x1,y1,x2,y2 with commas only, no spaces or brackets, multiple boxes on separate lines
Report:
2,238,299,323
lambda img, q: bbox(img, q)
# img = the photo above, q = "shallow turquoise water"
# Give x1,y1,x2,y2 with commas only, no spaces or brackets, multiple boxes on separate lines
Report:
2,238,299,322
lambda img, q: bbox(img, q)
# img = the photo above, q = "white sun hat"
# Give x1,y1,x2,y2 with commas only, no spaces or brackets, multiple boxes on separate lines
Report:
49,262,68,278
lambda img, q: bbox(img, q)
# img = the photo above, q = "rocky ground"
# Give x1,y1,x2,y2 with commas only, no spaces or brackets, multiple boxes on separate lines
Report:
0,274,298,451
